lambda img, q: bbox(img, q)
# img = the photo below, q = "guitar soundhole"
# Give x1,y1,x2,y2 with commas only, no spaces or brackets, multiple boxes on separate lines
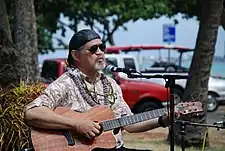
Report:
63,131,75,146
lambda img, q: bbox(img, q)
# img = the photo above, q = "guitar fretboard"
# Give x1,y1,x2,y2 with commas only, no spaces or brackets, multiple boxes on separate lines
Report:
101,108,166,131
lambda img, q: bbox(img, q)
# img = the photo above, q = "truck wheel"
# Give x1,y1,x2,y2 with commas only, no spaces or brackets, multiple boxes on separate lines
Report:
165,66,176,72
207,93,219,112
134,101,163,113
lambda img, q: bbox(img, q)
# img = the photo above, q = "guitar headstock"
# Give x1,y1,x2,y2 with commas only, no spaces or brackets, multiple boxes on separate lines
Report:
175,101,203,117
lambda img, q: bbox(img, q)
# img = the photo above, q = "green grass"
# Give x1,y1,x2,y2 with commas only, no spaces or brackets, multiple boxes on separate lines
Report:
123,128,225,151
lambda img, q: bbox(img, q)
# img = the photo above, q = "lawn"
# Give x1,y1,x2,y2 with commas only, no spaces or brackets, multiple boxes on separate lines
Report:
123,127,225,151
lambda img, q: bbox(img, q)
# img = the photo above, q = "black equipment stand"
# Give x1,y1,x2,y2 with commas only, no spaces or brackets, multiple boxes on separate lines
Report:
126,72,189,151
174,120,225,151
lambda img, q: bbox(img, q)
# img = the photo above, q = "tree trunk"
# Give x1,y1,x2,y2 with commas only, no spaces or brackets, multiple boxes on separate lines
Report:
221,6,225,30
108,33,115,46
0,29,21,91
0,0,12,41
173,0,223,147
14,0,40,84
0,0,20,90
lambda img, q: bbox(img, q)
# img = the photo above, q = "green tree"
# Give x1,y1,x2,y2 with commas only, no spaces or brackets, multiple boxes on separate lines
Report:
5,0,221,54
34,0,170,48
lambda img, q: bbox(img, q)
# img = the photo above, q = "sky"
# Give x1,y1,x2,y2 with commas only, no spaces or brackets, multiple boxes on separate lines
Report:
39,13,225,63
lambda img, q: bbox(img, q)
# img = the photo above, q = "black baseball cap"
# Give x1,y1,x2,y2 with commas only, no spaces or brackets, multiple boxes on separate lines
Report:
67,29,101,66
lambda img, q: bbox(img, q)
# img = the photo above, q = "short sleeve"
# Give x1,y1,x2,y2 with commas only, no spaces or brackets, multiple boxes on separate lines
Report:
25,73,70,110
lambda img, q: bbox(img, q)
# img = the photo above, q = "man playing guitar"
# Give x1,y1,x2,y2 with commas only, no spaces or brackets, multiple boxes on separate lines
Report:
24,29,170,151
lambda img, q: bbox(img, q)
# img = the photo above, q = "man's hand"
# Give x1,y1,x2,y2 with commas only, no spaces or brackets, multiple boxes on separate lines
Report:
162,114,170,126
73,119,102,139
158,113,170,128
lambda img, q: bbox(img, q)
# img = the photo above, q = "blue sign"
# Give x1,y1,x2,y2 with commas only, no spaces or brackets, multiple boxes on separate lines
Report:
163,24,175,43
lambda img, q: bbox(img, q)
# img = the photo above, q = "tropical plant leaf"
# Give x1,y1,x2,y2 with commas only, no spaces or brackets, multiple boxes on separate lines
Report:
0,83,45,150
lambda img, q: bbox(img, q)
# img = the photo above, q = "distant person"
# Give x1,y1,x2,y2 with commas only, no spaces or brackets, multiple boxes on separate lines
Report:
24,29,169,151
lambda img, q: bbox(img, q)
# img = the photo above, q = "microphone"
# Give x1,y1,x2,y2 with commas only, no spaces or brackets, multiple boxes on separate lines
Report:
104,65,137,73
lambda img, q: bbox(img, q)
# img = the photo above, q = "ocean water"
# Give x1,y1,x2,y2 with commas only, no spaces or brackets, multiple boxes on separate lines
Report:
208,61,224,77
182,60,225,77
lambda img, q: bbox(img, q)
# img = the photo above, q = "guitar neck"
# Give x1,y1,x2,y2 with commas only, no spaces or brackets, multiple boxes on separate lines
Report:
101,108,166,131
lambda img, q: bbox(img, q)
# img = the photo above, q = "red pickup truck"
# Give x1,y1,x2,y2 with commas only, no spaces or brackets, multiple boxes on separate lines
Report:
40,58,170,113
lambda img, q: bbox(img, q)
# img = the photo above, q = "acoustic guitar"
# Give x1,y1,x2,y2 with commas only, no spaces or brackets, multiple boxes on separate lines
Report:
31,101,203,151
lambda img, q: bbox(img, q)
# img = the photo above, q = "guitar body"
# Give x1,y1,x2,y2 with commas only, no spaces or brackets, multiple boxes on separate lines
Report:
31,101,203,151
31,105,117,151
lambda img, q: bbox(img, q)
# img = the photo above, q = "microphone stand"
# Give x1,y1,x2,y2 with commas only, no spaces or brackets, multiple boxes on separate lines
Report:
174,120,225,151
126,72,189,151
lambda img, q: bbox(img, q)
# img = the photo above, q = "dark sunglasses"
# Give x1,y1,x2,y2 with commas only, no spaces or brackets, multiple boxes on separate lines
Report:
88,43,106,54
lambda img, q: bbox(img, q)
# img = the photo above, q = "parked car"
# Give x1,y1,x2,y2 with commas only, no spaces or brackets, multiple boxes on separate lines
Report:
151,61,189,72
106,45,225,112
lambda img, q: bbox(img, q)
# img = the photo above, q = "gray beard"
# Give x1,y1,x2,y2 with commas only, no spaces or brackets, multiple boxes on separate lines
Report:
94,62,105,71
